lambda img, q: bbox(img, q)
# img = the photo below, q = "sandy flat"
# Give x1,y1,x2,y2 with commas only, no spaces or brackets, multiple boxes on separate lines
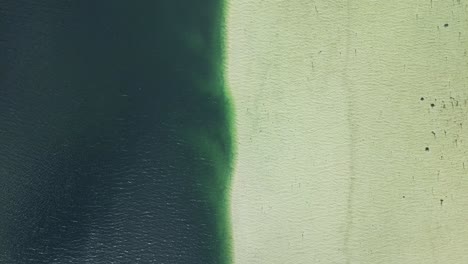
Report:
226,1,468,263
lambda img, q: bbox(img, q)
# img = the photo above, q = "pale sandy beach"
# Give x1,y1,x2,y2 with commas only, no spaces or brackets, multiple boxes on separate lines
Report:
227,1,468,263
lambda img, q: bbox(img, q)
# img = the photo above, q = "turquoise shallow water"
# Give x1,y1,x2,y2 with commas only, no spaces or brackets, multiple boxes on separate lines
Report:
0,1,232,263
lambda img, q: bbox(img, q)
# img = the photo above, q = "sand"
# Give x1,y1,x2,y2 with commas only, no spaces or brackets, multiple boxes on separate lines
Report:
226,1,468,263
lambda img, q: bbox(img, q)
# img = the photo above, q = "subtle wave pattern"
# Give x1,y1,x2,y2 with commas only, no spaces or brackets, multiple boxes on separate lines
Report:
0,1,232,263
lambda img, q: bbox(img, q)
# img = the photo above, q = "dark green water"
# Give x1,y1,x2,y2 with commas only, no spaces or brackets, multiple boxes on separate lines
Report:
0,1,233,263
